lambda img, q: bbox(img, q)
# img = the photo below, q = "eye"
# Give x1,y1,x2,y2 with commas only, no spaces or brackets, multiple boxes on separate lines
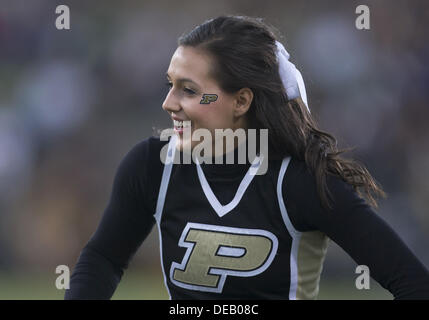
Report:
165,81,172,90
184,88,196,95
165,81,196,96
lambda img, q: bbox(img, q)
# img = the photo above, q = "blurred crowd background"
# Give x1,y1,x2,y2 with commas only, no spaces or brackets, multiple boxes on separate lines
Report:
0,0,428,299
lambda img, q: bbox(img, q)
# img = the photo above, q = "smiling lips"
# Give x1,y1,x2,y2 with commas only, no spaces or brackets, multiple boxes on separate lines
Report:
173,119,192,133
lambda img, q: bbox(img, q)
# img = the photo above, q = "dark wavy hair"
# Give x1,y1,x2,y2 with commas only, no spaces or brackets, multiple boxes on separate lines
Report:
177,15,386,209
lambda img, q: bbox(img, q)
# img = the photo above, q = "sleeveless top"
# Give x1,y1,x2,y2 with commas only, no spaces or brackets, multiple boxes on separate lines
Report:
154,135,329,299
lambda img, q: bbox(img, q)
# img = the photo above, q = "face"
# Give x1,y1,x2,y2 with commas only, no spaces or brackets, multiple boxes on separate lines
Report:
162,45,248,154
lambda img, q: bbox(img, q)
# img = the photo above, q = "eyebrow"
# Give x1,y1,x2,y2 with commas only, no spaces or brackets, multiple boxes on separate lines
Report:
166,72,199,86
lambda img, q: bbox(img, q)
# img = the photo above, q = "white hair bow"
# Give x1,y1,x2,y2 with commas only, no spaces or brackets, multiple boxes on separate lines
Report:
275,40,309,112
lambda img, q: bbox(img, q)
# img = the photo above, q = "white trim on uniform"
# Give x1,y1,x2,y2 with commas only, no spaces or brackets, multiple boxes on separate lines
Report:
154,135,178,300
277,156,302,300
195,155,262,218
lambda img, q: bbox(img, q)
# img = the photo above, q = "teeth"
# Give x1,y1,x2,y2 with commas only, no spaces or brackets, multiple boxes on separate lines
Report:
174,120,191,128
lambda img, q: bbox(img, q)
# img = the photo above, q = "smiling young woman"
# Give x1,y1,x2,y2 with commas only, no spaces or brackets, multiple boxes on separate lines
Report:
163,44,253,156
65,15,429,300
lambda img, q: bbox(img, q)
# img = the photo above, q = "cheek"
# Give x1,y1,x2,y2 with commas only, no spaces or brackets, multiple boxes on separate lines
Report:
214,100,235,127
196,110,229,131
197,100,234,128
181,93,234,128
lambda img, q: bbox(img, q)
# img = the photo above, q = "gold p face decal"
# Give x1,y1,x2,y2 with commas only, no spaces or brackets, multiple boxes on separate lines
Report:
200,94,218,104
169,223,278,293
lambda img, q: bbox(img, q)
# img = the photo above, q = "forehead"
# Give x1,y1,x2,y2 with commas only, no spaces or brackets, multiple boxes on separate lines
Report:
167,46,215,84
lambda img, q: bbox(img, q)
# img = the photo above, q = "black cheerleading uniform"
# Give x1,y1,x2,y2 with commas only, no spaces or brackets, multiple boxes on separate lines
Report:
64,136,429,300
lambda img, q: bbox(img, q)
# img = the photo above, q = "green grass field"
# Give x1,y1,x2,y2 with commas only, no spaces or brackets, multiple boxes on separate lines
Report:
0,270,392,300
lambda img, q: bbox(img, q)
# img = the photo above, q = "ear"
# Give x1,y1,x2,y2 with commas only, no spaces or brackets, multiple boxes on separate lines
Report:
233,87,253,118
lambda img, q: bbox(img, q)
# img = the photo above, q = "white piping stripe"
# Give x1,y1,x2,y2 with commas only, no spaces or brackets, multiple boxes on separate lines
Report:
155,220,172,299
154,135,178,300
195,155,262,218
277,157,302,300
154,135,177,223
277,157,298,236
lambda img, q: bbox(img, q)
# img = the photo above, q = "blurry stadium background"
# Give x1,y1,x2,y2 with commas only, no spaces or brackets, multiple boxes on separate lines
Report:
0,0,428,299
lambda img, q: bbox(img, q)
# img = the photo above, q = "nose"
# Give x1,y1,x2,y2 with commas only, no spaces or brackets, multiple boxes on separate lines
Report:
162,89,182,113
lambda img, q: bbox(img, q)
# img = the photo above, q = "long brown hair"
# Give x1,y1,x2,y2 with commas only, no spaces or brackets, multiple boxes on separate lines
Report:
178,15,386,209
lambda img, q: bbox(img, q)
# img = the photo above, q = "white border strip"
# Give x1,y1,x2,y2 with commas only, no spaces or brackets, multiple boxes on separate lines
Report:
154,135,178,299
277,156,302,300
154,135,177,223
195,155,262,217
